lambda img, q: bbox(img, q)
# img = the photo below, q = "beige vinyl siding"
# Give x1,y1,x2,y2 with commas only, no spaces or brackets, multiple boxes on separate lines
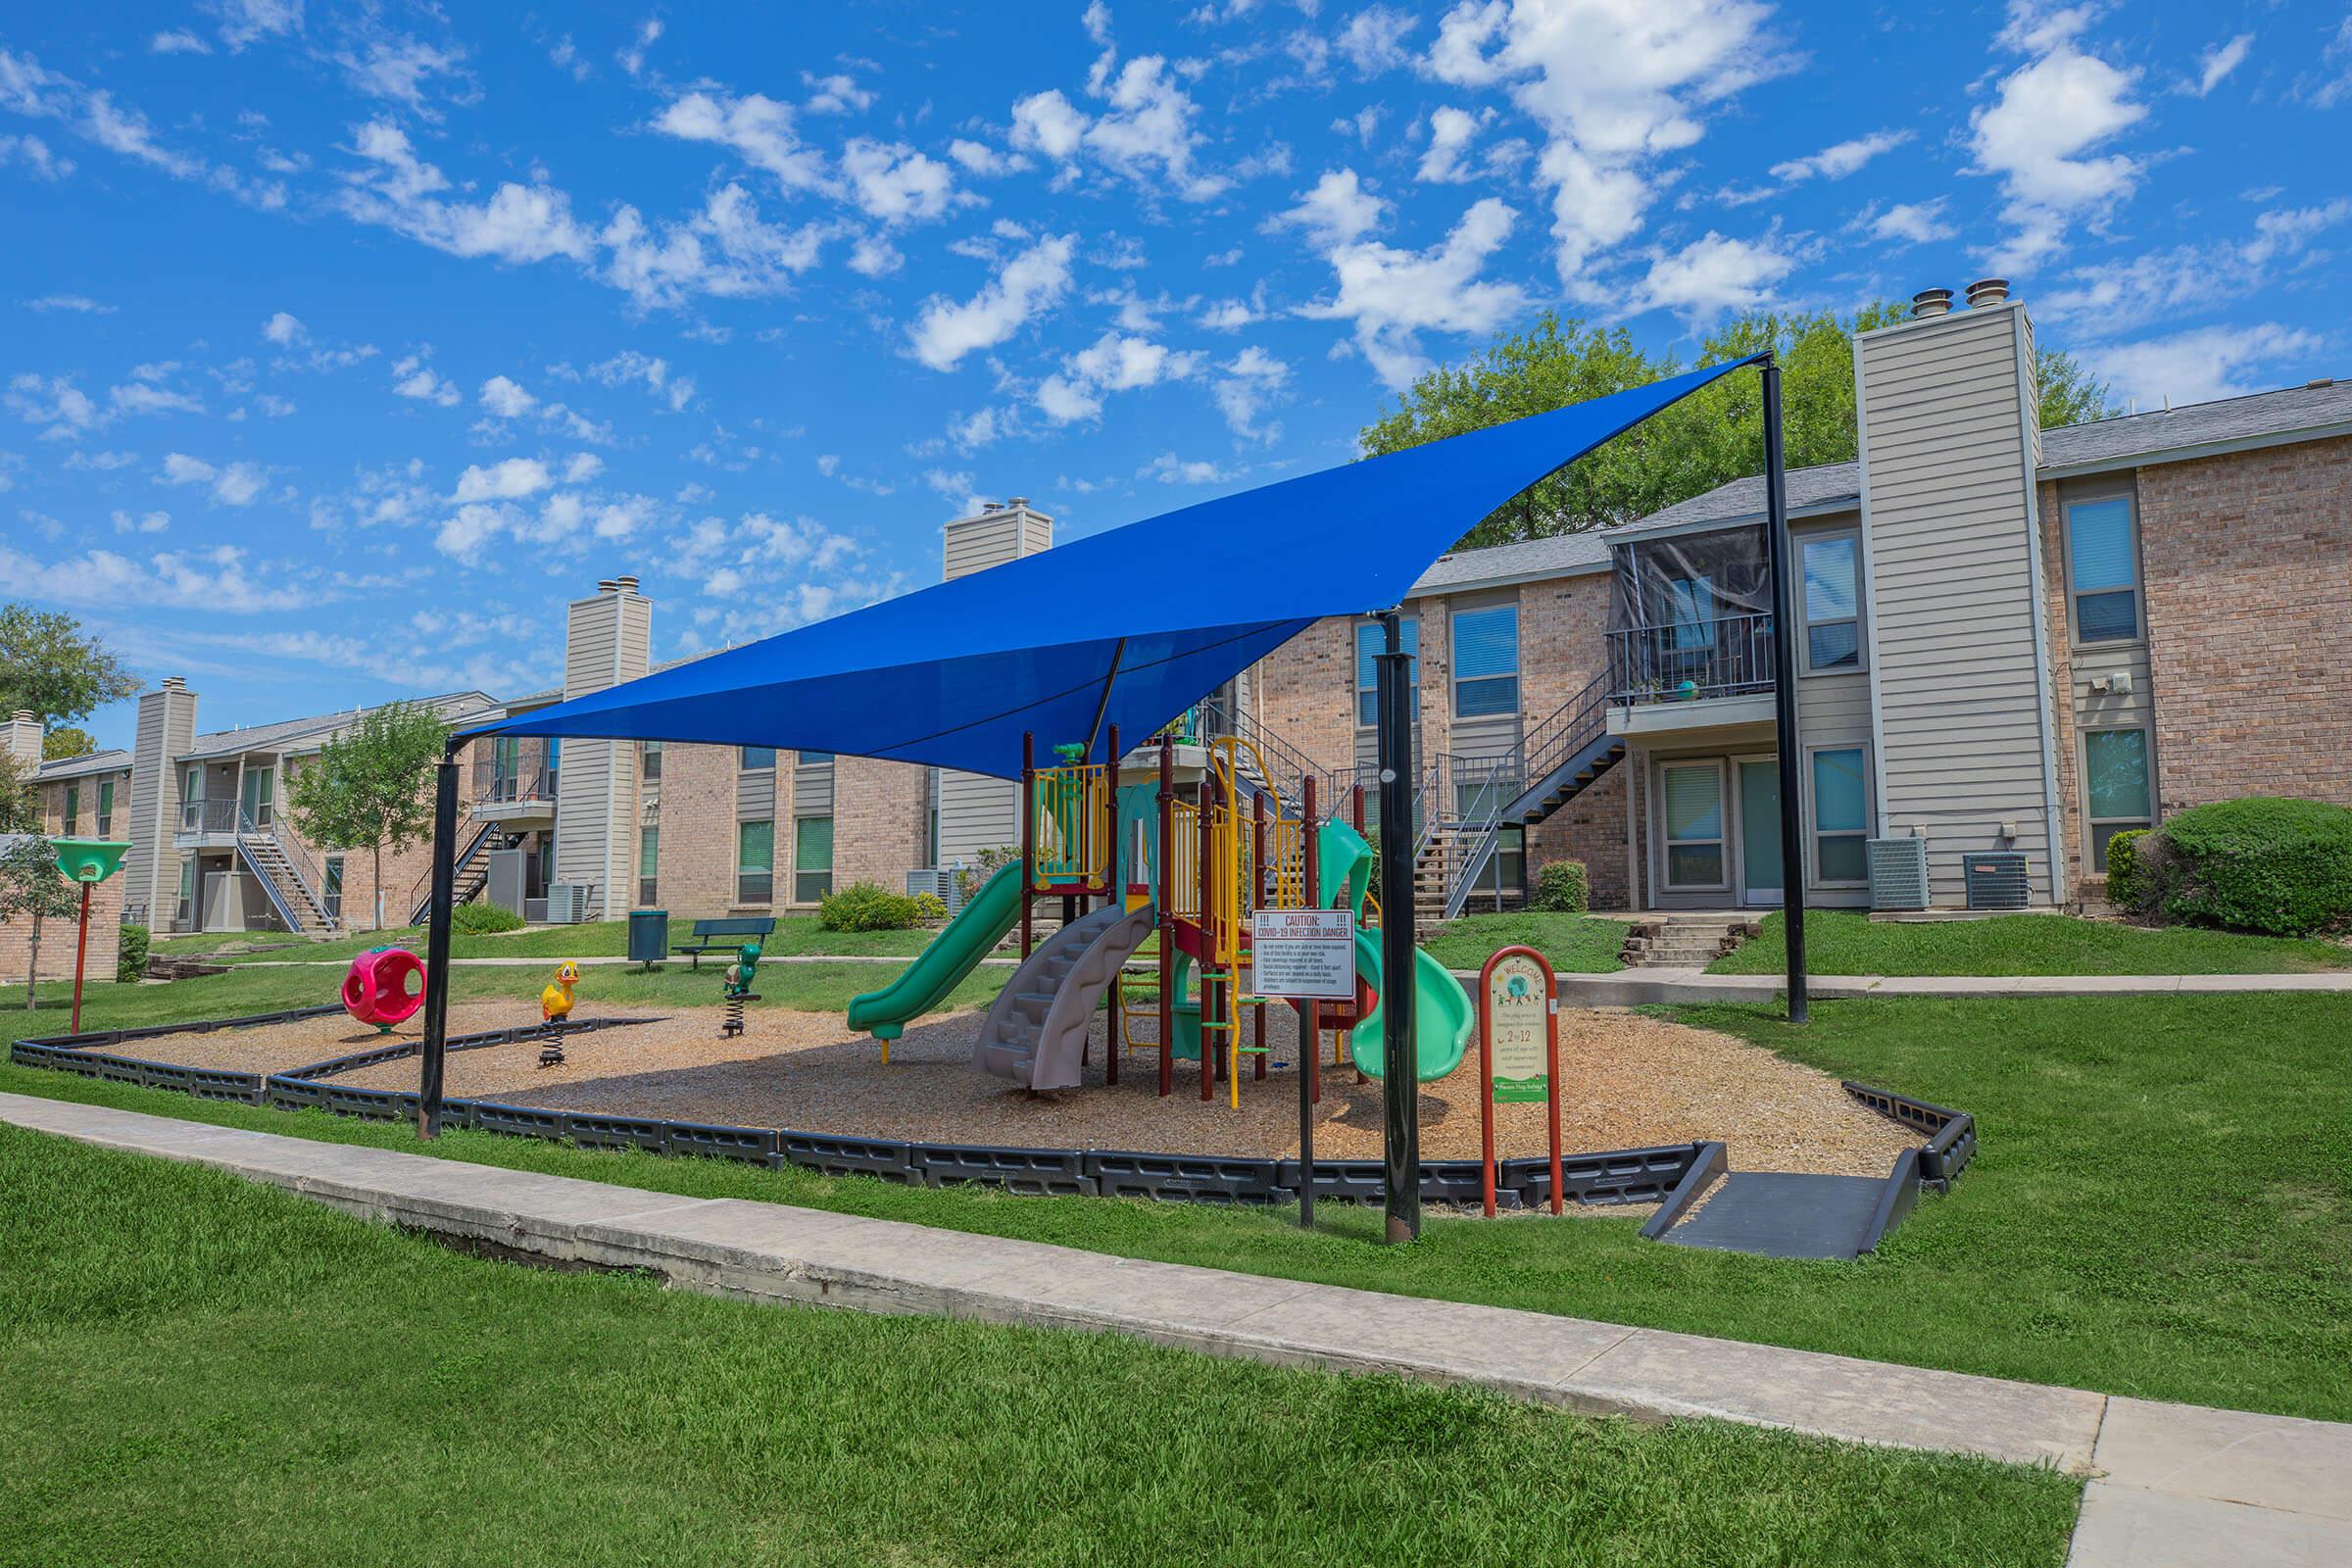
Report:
791,755,834,814
936,769,1016,867
1856,302,2061,905
735,768,776,818
554,586,652,917
125,683,197,923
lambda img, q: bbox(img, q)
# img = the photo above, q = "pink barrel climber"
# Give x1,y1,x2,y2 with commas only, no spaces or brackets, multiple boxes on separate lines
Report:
343,947,426,1033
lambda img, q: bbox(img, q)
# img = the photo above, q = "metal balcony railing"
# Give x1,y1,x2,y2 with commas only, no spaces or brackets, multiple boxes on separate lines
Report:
474,758,558,806
1605,612,1777,706
180,798,239,834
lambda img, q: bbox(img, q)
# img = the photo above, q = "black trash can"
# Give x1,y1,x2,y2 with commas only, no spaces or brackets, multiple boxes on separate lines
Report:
627,908,669,969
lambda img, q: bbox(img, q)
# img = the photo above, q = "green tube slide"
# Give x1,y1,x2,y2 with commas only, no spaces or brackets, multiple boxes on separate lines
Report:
1311,816,1475,1083
847,862,1024,1041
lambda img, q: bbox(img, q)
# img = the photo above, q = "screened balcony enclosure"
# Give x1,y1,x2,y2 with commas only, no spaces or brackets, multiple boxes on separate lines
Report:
1605,525,1777,706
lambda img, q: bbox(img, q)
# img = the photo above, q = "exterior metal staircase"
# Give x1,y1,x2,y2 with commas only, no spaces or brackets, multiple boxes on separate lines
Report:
233,813,341,937
975,902,1156,1092
408,821,501,926
1439,674,1627,920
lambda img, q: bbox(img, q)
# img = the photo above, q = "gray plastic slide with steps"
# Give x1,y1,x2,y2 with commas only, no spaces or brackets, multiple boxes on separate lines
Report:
974,903,1156,1092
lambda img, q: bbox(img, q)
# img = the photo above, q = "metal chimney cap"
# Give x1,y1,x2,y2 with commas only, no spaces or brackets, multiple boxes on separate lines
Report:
613,574,641,594
1966,277,2011,309
160,675,188,692
10,709,32,723
1005,496,1030,509
595,578,618,593
1910,287,1953,319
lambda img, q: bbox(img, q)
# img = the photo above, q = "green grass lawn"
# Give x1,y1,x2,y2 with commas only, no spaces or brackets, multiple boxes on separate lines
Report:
8,985,2347,1423
152,913,942,965
1423,911,1631,973
0,1127,2080,1568
4,952,1004,1033
1711,908,2352,976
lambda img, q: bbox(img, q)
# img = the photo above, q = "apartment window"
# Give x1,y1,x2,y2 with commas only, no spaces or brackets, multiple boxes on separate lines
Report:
1452,604,1520,718
794,815,835,904
322,856,343,922
176,860,195,929
638,825,660,906
640,740,663,783
1455,781,1525,889
740,745,776,770
2067,494,2141,644
96,779,114,838
736,819,774,905
1810,747,1870,884
1667,576,1717,650
797,751,834,767
1354,616,1419,727
544,738,560,798
1800,533,1862,671
63,785,78,835
2083,728,2154,872
1661,761,1727,888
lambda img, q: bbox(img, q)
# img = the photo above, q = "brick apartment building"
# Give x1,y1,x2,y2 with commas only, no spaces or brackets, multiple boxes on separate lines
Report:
15,283,2347,941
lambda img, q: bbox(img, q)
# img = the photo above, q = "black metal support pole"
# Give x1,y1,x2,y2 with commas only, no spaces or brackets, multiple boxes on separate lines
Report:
1374,610,1421,1243
1761,357,1809,1024
416,741,461,1139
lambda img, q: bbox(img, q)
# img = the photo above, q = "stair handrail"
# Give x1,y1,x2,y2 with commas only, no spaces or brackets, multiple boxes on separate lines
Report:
1440,673,1615,919
236,805,336,932
404,819,497,925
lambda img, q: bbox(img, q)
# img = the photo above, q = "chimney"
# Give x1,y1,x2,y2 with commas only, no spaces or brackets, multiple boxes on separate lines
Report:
1,710,40,768
1909,287,1953,320
161,676,187,693
1966,277,2010,310
613,574,640,595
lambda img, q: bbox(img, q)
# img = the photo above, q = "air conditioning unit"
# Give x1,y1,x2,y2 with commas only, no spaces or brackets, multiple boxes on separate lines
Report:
1964,852,2031,910
1865,836,1930,910
546,882,590,923
905,866,963,915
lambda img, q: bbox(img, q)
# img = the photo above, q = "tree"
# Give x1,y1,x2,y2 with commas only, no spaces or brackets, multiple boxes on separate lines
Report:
286,703,449,930
42,726,98,761
1359,305,2122,552
0,759,74,1009
0,604,138,732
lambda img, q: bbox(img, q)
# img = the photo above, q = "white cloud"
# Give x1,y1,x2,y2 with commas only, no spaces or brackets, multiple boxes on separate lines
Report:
1338,6,1420,74
616,17,662,76
390,353,461,407
333,33,468,115
1212,345,1291,443
1272,167,1386,244
256,393,296,417
1422,0,1789,288
0,133,74,180
150,30,212,55
582,351,696,411
210,0,304,53
1006,30,1226,202
653,90,828,193
2190,33,2253,98
948,138,1023,176
849,233,903,276
563,452,604,484
478,375,537,418
1858,199,1954,247
840,138,957,223
450,457,553,504
2036,201,2352,331
906,232,1077,370
6,374,99,440
601,183,833,309
1417,106,1483,183
1971,12,2147,271
1035,330,1203,423
1009,89,1091,162
1770,128,1909,184
0,541,307,612
2086,323,2323,408
1196,288,1265,330
1636,230,1796,319
24,294,113,314
2310,18,2352,110
109,379,205,418
803,72,874,114
1142,452,1234,485
339,121,593,266
261,311,306,345
159,452,267,505
1294,188,1527,388
112,508,170,534
63,449,137,470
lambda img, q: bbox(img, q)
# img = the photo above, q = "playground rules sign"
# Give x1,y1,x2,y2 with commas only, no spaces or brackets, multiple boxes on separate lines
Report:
1250,909,1355,1000
1485,951,1553,1102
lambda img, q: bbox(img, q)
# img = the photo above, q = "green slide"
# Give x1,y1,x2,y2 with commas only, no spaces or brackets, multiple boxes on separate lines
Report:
847,862,1023,1041
1313,817,1475,1083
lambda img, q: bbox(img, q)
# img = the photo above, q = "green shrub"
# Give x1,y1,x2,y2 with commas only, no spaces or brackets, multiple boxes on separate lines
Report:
450,901,525,935
2153,798,2352,937
819,881,920,932
1529,859,1591,913
116,921,150,984
2102,830,2149,910
912,891,948,923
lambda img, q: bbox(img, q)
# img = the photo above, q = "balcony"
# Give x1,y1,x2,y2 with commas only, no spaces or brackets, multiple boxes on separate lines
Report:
1604,612,1779,735
173,796,241,847
471,759,559,824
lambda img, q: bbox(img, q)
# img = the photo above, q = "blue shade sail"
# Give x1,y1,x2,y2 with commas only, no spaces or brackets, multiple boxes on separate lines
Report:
466,356,1763,778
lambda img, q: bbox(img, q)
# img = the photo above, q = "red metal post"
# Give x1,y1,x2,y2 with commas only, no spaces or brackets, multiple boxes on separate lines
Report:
1157,738,1173,1099
1200,769,1216,1102
1019,731,1035,960
1476,950,1499,1218
1544,952,1564,1215
1302,776,1321,1108
69,881,92,1035
1351,781,1365,833
1104,722,1120,1087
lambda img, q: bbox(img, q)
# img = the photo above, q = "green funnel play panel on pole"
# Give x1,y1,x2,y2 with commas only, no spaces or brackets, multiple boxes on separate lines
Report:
48,838,130,1035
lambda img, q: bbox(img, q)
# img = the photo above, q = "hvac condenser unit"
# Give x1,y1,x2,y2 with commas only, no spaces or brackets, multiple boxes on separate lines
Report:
1865,837,1930,910
546,882,590,924
1963,853,2031,910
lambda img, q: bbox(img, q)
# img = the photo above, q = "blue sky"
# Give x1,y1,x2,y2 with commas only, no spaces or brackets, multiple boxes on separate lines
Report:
5,0,2347,752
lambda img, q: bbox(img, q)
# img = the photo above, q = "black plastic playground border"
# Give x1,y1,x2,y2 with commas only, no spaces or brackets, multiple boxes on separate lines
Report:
6,1010,1974,1226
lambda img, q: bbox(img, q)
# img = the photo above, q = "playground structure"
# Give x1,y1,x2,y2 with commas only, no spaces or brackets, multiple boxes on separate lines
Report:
342,947,426,1033
850,720,1474,1109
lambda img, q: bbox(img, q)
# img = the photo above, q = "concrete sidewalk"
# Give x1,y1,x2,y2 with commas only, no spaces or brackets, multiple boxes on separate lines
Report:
2,1092,2345,1565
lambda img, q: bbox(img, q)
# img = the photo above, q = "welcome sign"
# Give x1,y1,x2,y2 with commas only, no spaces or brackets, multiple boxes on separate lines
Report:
1486,951,1552,1102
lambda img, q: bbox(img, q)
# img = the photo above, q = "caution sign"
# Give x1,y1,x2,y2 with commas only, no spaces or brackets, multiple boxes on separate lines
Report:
1250,908,1356,1000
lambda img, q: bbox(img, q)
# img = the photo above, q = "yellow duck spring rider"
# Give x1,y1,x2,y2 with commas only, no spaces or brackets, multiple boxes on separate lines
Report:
537,961,581,1068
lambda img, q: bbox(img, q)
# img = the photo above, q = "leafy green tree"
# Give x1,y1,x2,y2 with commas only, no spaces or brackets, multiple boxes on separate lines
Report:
0,754,36,835
42,726,98,762
286,702,449,929
0,604,137,733
0,788,76,1005
1360,305,2120,551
